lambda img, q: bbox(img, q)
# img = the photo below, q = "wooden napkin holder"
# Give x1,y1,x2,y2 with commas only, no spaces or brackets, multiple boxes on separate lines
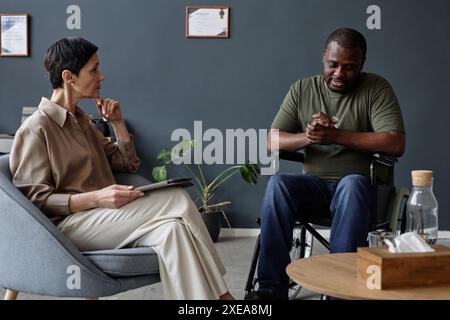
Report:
357,244,450,289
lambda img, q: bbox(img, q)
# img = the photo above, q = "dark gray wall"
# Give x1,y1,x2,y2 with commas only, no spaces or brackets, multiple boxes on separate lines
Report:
1,0,449,229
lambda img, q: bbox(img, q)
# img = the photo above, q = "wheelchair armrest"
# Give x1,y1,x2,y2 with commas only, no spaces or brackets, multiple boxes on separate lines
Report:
279,150,305,163
372,153,398,168
370,153,398,186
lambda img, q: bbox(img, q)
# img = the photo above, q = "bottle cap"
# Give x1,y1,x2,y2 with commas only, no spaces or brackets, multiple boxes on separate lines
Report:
411,170,433,187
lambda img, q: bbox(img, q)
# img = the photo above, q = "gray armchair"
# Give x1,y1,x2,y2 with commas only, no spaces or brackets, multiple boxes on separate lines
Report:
0,155,160,300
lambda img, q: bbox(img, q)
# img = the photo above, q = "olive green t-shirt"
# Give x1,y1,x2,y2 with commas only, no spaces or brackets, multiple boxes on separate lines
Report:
271,73,405,180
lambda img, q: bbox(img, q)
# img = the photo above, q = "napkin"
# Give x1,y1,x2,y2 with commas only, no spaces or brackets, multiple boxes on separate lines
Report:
384,232,435,253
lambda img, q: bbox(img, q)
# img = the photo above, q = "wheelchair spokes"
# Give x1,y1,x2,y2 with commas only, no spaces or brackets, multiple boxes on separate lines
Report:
244,223,315,300
288,225,313,300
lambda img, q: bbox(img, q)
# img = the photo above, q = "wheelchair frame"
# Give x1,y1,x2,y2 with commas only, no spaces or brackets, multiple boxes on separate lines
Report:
244,150,409,299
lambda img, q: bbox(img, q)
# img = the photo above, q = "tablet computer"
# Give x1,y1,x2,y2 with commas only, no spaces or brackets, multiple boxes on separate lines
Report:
134,177,193,193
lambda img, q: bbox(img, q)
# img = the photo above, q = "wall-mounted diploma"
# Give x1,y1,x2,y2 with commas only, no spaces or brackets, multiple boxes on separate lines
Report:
0,13,29,56
186,6,230,38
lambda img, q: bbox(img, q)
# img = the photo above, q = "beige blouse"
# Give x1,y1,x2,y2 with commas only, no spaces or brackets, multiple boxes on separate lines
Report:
10,97,141,220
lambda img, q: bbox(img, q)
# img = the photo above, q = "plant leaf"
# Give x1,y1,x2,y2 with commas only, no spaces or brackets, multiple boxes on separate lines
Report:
207,201,232,209
239,163,260,185
220,210,233,230
156,149,172,165
240,166,250,182
152,166,167,182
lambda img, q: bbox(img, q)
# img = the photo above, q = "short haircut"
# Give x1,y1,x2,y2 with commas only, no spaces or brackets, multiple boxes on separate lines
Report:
324,28,367,59
44,37,98,89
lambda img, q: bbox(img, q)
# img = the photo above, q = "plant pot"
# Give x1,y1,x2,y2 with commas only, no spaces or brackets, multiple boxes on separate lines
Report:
200,210,222,242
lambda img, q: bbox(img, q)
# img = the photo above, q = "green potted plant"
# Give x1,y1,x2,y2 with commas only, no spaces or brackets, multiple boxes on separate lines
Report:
152,140,260,242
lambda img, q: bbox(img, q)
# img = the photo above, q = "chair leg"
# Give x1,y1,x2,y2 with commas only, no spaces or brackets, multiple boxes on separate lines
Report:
4,289,18,300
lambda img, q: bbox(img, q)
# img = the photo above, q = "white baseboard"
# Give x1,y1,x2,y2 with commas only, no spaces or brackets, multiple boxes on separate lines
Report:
220,228,450,239
220,228,329,238
220,228,260,237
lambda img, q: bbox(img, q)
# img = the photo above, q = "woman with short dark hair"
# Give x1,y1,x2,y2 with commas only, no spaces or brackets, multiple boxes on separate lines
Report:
10,37,234,300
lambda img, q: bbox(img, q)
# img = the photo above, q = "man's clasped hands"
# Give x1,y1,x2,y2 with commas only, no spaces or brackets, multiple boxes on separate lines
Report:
305,112,340,145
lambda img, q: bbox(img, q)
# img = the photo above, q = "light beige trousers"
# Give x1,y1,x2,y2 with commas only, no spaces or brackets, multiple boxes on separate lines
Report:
56,187,228,300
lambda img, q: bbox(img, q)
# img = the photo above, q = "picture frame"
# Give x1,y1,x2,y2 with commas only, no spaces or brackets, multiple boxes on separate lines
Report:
0,13,29,57
186,6,229,38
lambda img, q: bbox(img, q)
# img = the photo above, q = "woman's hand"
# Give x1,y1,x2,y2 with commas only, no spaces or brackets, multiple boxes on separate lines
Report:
96,98,123,123
94,184,144,209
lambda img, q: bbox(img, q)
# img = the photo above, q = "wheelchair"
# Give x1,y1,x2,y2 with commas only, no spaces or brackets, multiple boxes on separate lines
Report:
244,150,410,300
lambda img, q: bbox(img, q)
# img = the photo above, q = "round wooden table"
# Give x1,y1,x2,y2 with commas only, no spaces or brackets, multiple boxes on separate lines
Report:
286,253,450,300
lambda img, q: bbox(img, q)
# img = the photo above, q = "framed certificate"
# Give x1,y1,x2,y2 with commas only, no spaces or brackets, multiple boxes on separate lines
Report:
186,6,230,38
0,13,29,57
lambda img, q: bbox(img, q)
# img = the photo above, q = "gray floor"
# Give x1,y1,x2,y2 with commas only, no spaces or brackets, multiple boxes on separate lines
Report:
1,235,327,300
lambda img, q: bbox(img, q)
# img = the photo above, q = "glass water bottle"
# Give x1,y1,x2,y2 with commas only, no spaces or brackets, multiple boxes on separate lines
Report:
407,170,439,244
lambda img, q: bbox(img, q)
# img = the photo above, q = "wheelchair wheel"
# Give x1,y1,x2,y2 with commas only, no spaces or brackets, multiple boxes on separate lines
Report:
288,224,313,300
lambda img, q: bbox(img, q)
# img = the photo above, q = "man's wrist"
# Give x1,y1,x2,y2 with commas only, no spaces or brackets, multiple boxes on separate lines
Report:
300,132,311,147
334,129,349,146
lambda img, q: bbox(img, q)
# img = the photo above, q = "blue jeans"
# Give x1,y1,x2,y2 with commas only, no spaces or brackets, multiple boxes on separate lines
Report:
257,173,373,298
